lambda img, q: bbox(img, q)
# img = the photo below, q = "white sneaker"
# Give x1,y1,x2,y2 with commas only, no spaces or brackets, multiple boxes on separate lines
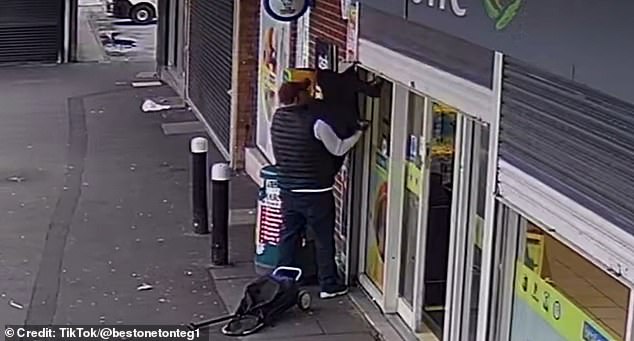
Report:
319,286,349,299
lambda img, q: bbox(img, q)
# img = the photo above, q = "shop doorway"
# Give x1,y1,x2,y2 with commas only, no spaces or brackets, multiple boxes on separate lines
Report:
163,0,187,92
360,73,393,295
392,92,460,337
351,71,465,336
396,90,427,321
419,100,458,334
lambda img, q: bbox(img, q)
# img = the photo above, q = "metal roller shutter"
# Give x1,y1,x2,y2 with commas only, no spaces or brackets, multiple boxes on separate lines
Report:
188,0,234,153
0,0,64,63
499,57,634,232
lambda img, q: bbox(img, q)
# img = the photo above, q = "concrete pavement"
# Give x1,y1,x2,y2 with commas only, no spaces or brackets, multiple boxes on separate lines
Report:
0,63,234,340
0,62,380,341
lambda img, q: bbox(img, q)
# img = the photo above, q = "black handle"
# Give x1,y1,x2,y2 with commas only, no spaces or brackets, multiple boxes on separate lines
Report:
188,314,235,330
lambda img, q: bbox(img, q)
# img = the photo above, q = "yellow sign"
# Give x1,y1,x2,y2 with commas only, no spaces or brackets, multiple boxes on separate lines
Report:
475,215,484,249
433,102,457,116
515,262,617,341
405,161,422,197
431,141,455,157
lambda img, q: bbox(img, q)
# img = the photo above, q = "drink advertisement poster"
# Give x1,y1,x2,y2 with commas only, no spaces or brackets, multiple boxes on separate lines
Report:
256,2,291,162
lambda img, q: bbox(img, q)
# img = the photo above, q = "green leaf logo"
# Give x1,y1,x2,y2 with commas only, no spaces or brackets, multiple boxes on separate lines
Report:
483,0,522,30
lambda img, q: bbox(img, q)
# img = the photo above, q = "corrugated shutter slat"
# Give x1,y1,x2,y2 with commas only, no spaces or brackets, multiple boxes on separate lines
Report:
0,0,63,63
188,0,234,152
499,57,634,232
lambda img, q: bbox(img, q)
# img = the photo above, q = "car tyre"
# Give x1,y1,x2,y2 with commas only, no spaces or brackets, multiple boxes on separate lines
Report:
130,3,154,24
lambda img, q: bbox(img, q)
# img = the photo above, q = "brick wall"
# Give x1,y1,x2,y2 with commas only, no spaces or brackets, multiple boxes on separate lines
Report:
308,0,347,68
233,0,347,169
232,0,260,169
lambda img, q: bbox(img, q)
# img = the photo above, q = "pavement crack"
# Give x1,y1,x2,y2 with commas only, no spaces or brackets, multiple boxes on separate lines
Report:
24,95,88,325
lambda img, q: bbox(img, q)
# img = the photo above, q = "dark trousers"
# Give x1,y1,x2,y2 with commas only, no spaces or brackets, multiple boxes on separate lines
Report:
278,190,338,291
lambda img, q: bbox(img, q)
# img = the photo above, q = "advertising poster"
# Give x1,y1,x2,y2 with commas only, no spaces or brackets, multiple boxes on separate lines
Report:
256,3,291,162
345,2,359,62
511,262,618,341
295,8,311,68
365,158,389,289
334,157,351,278
525,232,544,274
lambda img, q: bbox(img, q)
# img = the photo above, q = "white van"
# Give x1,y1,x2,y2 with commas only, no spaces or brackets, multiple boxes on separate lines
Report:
106,0,158,24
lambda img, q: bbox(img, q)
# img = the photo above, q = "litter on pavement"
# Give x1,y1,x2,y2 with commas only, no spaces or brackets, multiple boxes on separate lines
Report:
137,283,153,291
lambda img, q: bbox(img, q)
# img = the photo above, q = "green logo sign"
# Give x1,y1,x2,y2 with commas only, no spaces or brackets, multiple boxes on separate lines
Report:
483,0,522,30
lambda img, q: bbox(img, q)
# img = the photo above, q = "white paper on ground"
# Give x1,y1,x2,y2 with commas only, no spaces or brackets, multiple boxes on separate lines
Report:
142,99,171,113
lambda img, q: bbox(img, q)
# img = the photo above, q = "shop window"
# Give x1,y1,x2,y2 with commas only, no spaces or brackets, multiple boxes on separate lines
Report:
510,219,630,341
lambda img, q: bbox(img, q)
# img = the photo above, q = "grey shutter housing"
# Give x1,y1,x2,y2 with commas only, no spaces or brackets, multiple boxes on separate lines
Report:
499,57,634,233
188,0,234,153
0,0,64,63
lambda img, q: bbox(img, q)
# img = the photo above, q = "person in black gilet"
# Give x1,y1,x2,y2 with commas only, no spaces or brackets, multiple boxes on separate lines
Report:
270,80,367,299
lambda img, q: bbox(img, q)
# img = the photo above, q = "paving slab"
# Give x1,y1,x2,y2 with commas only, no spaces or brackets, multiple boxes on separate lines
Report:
161,121,206,135
209,261,257,281
207,212,377,341
0,63,236,337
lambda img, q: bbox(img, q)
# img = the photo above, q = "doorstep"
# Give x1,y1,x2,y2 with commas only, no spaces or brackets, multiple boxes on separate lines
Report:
348,290,439,341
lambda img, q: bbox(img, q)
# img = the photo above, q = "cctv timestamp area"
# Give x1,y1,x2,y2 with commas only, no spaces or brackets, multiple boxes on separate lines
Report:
4,325,203,341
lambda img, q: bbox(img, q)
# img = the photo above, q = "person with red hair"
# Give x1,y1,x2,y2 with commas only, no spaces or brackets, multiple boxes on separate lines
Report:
270,78,368,299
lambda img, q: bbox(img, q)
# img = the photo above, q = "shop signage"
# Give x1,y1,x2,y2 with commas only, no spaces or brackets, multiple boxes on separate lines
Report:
411,0,466,17
295,8,311,67
362,0,634,104
514,262,618,341
409,0,524,29
256,1,292,161
263,0,312,22
481,0,522,30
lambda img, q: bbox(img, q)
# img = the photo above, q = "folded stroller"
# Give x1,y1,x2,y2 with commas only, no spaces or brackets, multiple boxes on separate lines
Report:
189,267,312,336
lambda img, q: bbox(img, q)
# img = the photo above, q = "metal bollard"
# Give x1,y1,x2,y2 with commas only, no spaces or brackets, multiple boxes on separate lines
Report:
211,163,231,266
191,137,209,235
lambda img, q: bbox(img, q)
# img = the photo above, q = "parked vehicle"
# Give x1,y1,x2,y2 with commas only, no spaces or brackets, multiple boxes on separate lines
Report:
106,0,157,24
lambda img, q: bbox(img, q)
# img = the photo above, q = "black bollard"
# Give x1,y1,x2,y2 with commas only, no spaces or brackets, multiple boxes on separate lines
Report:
191,137,209,234
211,163,231,266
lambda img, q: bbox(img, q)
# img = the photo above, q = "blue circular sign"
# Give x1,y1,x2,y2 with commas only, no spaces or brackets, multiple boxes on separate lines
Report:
264,0,311,22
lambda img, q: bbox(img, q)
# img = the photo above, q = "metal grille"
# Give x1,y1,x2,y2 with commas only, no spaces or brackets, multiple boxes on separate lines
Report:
187,0,234,153
499,57,634,232
0,0,63,63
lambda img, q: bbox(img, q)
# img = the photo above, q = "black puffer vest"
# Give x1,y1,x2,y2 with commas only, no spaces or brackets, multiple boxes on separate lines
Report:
270,105,339,191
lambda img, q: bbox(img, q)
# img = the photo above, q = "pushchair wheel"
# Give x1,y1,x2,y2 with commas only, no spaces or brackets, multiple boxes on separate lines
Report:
297,289,311,311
